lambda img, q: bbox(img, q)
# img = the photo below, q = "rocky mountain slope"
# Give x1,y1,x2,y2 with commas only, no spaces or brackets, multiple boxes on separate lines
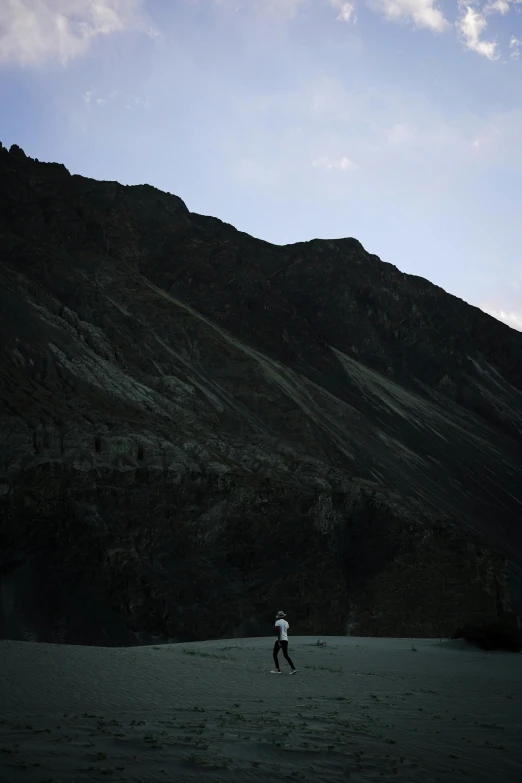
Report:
1,142,521,644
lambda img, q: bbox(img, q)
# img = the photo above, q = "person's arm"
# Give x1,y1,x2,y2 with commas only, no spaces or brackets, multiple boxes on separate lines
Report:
275,620,281,640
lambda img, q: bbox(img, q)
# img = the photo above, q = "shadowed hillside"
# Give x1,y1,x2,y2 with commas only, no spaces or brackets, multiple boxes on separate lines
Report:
1,142,521,644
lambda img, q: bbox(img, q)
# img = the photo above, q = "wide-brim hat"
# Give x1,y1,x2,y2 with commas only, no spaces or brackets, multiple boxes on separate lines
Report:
276,611,286,618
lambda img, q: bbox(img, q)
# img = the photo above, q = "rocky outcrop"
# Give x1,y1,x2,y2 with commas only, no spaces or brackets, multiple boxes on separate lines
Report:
1,143,521,644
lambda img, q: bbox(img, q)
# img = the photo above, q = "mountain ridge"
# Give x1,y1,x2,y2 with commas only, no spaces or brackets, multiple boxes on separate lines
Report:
0,142,521,644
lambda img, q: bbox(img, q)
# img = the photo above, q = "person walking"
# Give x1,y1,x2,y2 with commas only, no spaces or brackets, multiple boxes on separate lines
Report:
271,611,297,675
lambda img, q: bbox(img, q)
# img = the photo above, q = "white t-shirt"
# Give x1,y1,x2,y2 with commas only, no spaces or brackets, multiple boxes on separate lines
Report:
275,619,289,641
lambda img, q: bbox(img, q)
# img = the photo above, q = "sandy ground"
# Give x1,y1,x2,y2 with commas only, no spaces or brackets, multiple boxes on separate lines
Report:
1,635,521,782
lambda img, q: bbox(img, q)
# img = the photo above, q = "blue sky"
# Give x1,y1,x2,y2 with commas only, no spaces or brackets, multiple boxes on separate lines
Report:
1,0,521,330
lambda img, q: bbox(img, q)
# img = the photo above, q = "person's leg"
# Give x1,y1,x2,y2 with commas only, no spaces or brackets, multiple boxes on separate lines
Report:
280,640,295,670
272,640,281,671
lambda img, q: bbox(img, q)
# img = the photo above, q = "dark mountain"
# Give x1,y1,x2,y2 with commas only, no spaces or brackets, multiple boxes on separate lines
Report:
1,142,521,645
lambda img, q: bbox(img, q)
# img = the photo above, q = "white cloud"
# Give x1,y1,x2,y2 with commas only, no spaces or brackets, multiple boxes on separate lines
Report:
330,0,357,22
456,5,499,60
0,0,151,67
480,307,522,331
213,2,519,61
344,0,518,61
368,0,450,33
83,87,150,110
510,35,521,59
483,0,510,15
313,155,358,171
96,90,119,106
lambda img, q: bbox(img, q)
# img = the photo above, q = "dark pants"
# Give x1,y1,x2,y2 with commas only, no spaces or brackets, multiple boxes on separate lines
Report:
273,639,295,670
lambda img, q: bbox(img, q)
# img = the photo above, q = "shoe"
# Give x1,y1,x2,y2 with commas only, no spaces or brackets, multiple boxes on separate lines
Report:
271,670,282,674
290,669,297,675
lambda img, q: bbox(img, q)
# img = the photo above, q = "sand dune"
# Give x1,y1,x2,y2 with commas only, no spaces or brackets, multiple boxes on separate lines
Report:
1,636,521,782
